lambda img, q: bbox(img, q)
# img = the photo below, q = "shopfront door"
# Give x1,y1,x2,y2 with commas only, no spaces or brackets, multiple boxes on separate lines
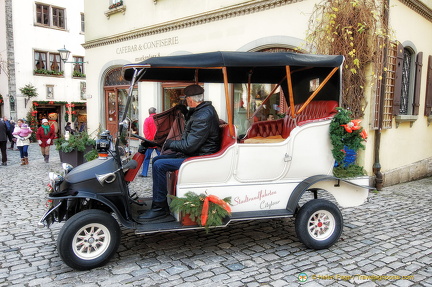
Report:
105,89,120,136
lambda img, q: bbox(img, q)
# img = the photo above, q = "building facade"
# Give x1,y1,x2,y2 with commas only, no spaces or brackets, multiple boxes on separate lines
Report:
83,0,432,187
0,0,87,136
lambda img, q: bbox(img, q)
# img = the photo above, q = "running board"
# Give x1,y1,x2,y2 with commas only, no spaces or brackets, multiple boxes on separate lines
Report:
134,209,293,235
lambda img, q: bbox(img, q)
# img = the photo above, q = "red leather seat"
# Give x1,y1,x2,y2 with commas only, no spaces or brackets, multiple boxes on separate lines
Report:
244,100,338,140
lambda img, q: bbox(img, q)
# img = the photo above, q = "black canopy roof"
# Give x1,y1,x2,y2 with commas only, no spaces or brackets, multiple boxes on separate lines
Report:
123,51,344,84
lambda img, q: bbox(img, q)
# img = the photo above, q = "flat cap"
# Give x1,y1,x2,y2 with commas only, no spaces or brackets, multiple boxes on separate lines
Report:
184,84,204,97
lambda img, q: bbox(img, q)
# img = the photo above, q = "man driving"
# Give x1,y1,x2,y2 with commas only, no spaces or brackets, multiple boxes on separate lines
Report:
138,84,220,221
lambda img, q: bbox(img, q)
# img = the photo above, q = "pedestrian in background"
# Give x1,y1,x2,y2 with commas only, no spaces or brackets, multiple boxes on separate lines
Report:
3,117,13,150
12,119,32,165
36,118,55,163
64,122,75,135
0,118,8,166
139,107,160,177
8,120,16,150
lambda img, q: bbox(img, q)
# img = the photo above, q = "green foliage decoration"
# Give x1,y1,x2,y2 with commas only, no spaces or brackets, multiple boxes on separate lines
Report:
54,132,96,153
84,148,98,162
19,83,38,98
34,69,64,76
330,107,366,177
72,71,86,78
169,192,231,232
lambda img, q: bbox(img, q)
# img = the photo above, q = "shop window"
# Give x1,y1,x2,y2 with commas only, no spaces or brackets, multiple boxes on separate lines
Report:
105,67,129,86
161,83,189,111
35,4,66,30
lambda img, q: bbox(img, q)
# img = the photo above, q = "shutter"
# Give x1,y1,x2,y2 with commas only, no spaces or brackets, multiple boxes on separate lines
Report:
413,52,423,115
393,43,404,115
425,55,432,116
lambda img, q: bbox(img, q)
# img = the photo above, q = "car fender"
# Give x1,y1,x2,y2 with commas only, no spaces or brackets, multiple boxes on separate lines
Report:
48,191,134,228
287,175,371,213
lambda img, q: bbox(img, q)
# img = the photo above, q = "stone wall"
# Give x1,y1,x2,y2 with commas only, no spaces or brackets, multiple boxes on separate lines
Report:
383,157,432,187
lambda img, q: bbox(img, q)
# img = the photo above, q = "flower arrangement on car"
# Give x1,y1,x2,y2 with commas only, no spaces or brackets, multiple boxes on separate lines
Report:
330,107,368,178
169,192,232,232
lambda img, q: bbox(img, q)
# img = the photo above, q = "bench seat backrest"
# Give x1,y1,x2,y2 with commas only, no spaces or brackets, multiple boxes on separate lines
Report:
245,100,338,139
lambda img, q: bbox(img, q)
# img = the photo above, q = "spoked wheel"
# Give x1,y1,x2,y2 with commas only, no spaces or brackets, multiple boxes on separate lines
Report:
57,209,121,270
295,199,343,249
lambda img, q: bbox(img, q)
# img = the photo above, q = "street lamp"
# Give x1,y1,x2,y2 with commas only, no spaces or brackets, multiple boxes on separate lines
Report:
58,45,88,64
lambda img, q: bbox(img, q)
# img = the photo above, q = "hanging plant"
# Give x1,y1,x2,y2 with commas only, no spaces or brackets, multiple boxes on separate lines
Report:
20,83,38,98
306,0,388,118
330,107,367,178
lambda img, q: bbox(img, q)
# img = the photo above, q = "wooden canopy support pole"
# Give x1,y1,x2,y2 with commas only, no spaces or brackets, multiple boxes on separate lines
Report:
246,70,252,119
285,66,296,118
222,67,235,137
296,67,339,115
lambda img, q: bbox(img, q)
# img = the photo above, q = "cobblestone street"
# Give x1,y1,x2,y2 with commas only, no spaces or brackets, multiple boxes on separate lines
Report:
0,143,431,286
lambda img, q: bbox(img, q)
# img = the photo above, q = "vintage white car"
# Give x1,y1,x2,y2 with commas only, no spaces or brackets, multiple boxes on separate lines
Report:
39,51,370,270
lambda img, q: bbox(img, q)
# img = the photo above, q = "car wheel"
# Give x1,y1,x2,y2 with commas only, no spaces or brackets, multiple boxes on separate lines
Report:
295,199,343,250
57,209,121,270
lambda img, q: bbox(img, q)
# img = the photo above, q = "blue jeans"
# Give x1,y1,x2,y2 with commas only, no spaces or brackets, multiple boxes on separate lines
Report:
152,154,186,202
18,145,29,158
140,148,160,176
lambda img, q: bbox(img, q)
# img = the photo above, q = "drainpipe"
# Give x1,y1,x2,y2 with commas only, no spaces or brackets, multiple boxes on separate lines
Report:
373,0,390,191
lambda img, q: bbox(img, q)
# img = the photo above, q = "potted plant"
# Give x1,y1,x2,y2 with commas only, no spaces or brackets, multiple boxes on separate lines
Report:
169,192,232,232
330,107,368,180
54,132,96,167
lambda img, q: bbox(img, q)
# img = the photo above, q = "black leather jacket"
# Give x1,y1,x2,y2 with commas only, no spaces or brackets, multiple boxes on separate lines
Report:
169,101,220,156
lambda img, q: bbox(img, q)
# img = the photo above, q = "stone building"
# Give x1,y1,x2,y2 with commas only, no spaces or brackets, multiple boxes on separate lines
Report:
82,0,432,187
0,0,87,135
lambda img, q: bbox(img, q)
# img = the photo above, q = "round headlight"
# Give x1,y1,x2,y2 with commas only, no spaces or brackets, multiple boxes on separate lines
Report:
49,172,64,183
62,163,74,174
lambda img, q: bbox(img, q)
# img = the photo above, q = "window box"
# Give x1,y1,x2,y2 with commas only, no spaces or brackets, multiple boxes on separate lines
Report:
105,5,126,18
72,71,86,78
395,115,418,128
34,69,64,77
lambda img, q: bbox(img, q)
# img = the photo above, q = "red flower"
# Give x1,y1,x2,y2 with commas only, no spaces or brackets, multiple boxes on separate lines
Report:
360,129,368,140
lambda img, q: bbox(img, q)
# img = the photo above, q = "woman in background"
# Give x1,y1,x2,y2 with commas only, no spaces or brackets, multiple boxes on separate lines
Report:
12,119,32,165
36,119,55,163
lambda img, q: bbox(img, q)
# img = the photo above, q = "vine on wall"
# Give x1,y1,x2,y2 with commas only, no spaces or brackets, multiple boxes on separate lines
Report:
306,0,388,118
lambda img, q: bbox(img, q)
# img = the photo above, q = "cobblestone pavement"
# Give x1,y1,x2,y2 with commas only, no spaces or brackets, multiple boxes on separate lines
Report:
0,143,431,287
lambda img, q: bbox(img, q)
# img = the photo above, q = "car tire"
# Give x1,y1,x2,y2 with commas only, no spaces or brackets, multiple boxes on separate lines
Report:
57,209,121,270
295,199,343,250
